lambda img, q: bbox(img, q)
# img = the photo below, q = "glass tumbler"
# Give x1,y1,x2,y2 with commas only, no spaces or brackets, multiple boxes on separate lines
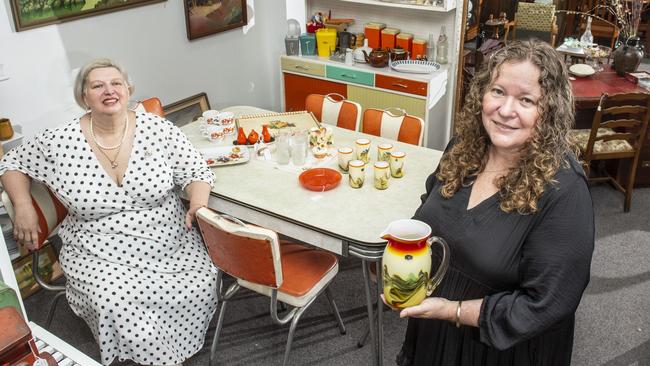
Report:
276,130,291,165
290,131,308,166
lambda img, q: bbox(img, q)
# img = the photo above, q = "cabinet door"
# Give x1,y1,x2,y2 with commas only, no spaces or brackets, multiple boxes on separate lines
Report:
283,73,347,112
347,85,426,119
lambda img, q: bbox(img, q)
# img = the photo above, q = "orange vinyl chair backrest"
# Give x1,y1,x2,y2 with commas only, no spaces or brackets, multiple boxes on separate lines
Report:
362,108,424,146
305,93,361,131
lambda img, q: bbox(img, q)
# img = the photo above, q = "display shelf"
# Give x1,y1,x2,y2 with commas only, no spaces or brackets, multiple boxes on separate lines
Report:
338,0,455,12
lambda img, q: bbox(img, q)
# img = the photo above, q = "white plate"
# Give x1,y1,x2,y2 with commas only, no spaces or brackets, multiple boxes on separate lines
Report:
199,146,250,167
390,60,441,74
569,63,595,77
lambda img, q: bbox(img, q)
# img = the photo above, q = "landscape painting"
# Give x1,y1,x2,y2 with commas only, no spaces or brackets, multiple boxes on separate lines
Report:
184,0,247,40
10,0,165,31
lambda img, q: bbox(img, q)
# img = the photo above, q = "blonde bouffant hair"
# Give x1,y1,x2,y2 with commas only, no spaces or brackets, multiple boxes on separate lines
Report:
437,40,577,214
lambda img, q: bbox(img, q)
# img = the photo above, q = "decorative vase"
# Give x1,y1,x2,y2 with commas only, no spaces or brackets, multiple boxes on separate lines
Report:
613,36,645,76
381,219,449,309
0,118,14,141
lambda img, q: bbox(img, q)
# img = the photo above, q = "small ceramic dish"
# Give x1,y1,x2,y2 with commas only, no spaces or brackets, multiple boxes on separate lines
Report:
390,60,441,74
200,146,250,167
299,168,342,192
569,63,596,77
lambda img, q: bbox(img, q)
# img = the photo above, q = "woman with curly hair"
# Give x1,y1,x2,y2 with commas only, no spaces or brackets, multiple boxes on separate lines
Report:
393,40,594,365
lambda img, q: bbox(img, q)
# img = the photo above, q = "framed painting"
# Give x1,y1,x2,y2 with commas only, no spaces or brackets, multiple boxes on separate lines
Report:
10,0,166,32
163,92,211,127
184,0,247,40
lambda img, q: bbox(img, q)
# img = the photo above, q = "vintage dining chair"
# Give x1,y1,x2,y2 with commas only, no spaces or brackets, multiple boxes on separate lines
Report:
195,208,346,366
136,97,166,118
305,93,362,131
1,180,68,326
504,2,558,47
361,108,424,146
569,92,650,212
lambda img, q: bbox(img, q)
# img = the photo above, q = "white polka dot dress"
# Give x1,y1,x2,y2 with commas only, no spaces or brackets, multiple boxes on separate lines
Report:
0,113,218,365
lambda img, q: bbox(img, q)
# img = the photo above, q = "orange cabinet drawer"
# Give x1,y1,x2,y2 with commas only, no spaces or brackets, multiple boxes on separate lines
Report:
375,75,427,97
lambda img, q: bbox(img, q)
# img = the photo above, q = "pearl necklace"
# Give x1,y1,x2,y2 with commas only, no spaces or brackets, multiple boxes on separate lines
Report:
89,114,129,150
89,114,129,169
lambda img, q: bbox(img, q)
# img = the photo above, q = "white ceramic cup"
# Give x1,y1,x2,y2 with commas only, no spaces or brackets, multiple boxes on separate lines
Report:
202,110,220,124
338,147,354,172
348,160,366,188
355,138,371,163
216,111,235,125
374,161,390,190
377,143,394,162
389,151,406,178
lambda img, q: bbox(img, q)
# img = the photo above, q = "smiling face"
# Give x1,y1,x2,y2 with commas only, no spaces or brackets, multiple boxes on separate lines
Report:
481,60,542,156
83,67,129,116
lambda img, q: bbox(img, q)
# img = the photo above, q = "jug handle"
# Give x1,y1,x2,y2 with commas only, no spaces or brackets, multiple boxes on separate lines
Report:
425,236,450,296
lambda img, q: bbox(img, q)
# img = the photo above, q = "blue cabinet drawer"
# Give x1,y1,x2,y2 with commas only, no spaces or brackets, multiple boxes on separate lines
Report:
326,66,374,86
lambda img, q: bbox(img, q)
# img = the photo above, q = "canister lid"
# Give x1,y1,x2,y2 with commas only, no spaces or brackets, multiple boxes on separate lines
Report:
381,28,401,35
413,38,427,44
365,22,386,30
397,33,413,40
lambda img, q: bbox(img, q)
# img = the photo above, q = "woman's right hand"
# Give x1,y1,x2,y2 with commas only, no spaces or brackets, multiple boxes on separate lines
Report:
12,203,41,251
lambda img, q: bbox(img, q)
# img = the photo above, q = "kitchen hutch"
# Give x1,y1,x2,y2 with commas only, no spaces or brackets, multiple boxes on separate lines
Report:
283,0,465,150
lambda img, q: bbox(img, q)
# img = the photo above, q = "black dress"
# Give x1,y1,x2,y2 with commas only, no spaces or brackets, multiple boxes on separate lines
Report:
396,155,594,366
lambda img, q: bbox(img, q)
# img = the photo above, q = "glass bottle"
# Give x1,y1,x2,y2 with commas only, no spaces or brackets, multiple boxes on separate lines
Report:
436,25,448,64
426,33,436,62
580,16,594,46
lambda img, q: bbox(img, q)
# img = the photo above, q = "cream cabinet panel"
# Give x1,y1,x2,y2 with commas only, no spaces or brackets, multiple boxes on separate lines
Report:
347,85,427,119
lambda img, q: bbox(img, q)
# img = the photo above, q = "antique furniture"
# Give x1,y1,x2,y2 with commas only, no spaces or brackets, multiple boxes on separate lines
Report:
182,106,443,366
139,97,165,117
504,2,558,47
305,93,362,131
361,108,424,146
1,181,67,327
196,209,346,366
569,92,650,211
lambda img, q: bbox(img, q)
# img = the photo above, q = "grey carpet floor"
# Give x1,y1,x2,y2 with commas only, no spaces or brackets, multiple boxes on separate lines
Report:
24,184,650,365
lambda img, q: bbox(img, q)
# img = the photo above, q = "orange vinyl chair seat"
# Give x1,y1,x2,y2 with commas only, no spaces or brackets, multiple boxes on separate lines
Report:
362,108,424,146
306,93,362,131
196,208,346,366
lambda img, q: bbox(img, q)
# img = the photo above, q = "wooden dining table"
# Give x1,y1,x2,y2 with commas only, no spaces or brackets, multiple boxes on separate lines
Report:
181,106,443,366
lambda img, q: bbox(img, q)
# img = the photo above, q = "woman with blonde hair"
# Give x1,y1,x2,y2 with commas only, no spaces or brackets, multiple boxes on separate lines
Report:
0,58,217,365
393,40,594,365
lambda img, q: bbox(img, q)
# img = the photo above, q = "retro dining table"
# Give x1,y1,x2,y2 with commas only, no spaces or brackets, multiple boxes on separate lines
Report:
181,107,443,366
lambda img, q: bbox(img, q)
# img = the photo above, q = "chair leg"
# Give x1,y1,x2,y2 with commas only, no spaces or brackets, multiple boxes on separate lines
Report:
325,287,346,335
624,160,638,212
209,300,229,366
282,306,308,366
44,291,67,327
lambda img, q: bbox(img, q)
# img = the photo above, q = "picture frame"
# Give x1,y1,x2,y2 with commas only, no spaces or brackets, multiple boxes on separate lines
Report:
10,0,166,32
12,243,62,299
184,0,248,40
163,92,211,127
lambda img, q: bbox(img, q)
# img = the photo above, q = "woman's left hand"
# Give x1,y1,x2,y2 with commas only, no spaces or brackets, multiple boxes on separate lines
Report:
185,203,205,230
397,297,455,320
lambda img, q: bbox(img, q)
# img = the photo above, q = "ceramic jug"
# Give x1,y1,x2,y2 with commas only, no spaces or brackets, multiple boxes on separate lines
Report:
381,219,449,309
362,48,390,68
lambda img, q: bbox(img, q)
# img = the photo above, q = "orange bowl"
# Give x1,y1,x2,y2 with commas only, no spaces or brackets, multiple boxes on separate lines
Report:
299,168,342,191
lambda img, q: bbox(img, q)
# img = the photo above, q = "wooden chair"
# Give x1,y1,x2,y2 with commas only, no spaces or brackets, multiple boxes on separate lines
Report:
195,208,346,366
504,2,558,47
569,92,650,212
361,108,424,146
136,97,165,117
1,181,68,326
305,93,362,131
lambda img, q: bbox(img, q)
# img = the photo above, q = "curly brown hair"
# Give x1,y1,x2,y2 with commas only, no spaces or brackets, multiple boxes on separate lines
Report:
437,39,577,214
